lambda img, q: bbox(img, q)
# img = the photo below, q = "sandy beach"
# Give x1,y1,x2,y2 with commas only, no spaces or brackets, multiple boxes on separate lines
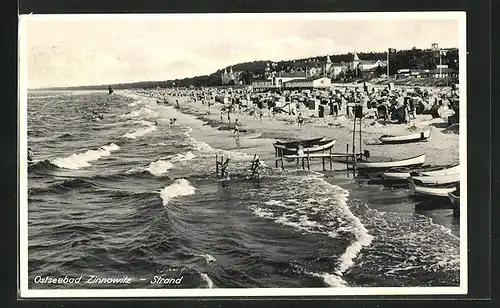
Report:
151,89,459,168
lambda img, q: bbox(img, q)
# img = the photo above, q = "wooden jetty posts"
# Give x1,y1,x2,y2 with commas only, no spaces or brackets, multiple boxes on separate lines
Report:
215,154,261,182
215,154,224,178
274,106,368,171
274,147,366,171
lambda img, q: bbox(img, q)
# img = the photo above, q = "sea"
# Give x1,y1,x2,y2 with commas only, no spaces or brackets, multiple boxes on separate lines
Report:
26,90,460,289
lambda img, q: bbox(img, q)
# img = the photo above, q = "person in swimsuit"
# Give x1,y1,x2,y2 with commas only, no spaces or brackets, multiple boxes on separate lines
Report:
250,156,261,179
220,158,230,179
297,113,304,130
232,119,241,136
28,148,34,163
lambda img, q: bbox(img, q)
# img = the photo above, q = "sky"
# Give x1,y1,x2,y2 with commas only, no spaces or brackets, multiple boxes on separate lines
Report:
22,13,463,89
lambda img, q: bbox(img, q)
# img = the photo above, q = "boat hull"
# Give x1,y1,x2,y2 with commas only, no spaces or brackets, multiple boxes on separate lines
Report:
380,130,431,144
357,154,426,171
448,190,460,205
411,173,460,186
409,178,457,198
275,139,336,155
275,137,325,148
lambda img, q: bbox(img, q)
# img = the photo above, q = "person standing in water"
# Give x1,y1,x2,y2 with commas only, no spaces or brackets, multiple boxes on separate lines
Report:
232,119,241,136
28,148,34,163
220,158,231,181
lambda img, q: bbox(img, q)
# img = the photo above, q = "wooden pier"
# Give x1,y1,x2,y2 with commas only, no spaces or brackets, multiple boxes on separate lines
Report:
274,145,368,171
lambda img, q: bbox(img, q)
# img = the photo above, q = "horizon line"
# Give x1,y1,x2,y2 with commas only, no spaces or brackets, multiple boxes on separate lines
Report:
28,46,459,90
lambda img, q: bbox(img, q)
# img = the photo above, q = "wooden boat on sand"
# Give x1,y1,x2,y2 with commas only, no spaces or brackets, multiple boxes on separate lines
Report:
411,173,460,186
411,164,460,177
409,178,457,198
381,164,460,181
356,154,426,171
379,130,431,144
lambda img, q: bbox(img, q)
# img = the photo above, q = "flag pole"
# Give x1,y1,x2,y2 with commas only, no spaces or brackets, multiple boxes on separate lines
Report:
439,49,442,78
387,48,390,79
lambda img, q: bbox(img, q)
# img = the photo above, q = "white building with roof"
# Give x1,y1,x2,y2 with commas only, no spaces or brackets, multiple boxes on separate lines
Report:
221,67,243,85
350,51,387,71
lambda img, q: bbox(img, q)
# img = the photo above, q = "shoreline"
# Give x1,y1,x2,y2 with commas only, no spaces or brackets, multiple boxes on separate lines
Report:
154,91,459,167
126,90,460,237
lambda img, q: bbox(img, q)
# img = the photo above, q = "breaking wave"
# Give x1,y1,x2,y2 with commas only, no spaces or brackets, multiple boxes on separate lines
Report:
50,143,120,170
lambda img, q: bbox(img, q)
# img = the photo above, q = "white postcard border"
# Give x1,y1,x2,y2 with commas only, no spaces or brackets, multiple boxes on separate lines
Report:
18,11,468,298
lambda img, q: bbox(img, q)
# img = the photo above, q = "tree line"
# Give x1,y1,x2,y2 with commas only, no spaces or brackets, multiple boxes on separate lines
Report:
42,47,458,90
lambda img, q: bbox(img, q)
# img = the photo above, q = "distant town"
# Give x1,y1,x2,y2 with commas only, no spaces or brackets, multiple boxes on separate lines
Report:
40,43,458,91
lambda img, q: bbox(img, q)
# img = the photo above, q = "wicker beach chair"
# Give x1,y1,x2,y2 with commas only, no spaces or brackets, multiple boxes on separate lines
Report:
376,105,388,124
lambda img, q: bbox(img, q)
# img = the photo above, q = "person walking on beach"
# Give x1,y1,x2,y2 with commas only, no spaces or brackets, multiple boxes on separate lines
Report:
176,99,180,108
227,108,231,123
297,113,304,130
232,119,241,137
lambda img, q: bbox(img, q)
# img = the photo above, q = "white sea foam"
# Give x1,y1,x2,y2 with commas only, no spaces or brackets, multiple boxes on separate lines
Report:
145,160,173,176
249,206,275,219
120,107,158,119
123,125,157,139
198,253,216,263
200,273,214,288
128,102,137,107
51,143,120,170
159,179,196,205
133,120,155,126
255,175,373,277
308,271,347,287
314,178,374,276
190,139,214,153
170,151,196,162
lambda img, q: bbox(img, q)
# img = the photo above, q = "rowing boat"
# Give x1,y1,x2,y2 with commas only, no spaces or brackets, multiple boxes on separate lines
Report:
275,137,325,148
448,190,460,205
274,139,336,155
292,139,335,152
356,154,426,170
379,130,431,144
412,164,460,176
411,173,460,186
381,164,459,181
409,178,457,197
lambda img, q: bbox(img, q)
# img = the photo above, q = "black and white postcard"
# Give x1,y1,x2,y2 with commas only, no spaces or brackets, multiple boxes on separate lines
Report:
19,12,467,297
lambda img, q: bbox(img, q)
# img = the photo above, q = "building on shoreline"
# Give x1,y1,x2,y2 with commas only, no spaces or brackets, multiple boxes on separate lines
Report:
350,51,387,72
221,67,243,85
283,77,332,90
